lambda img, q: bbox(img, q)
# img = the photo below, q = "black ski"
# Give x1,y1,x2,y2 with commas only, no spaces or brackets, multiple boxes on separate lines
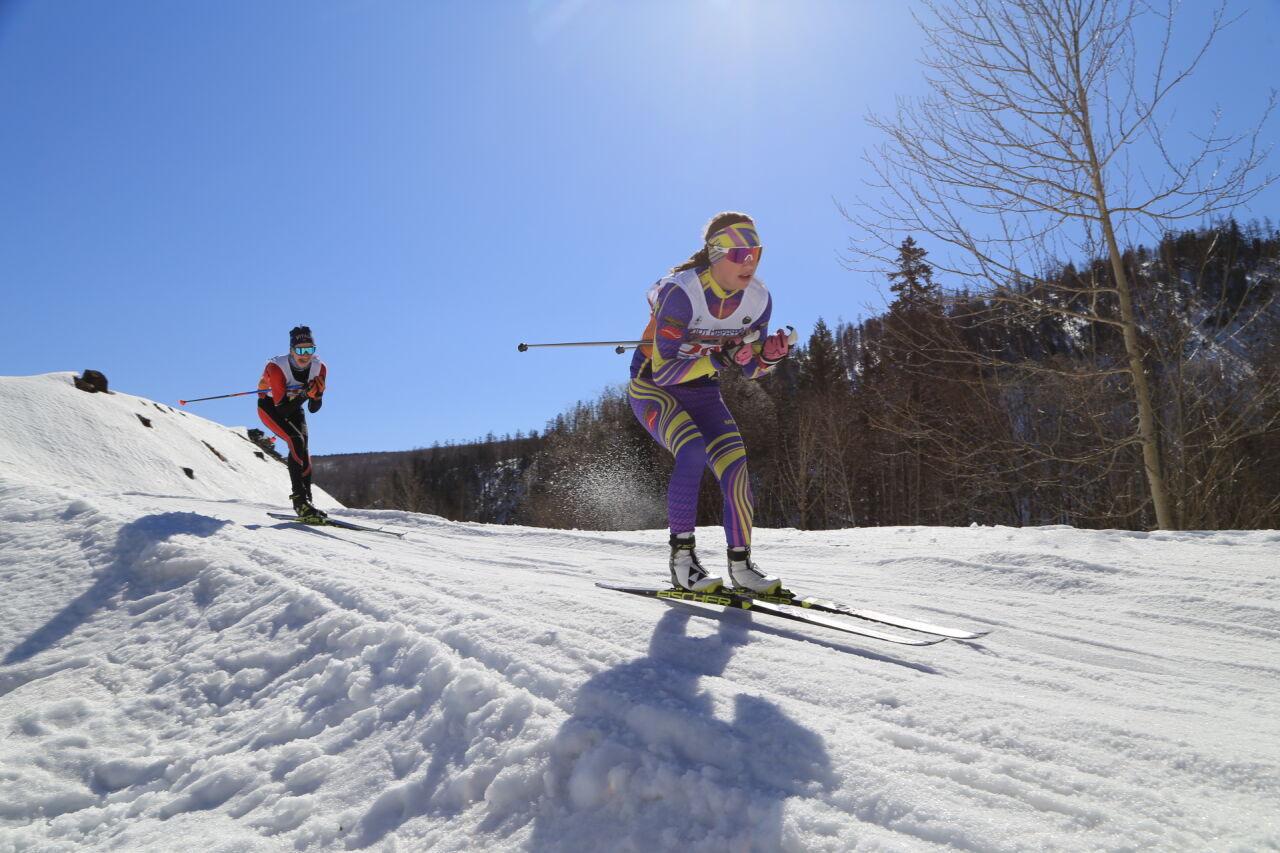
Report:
267,512,404,538
733,589,989,640
596,583,945,646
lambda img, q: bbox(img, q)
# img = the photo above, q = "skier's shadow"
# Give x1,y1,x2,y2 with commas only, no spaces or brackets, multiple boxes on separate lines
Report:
2,512,228,667
526,606,836,852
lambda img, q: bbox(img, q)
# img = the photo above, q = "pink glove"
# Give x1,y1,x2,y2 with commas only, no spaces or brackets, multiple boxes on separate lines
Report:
732,337,755,366
761,330,791,364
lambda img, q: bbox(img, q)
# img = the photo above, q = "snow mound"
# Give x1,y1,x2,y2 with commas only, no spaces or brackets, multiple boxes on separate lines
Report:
0,372,338,508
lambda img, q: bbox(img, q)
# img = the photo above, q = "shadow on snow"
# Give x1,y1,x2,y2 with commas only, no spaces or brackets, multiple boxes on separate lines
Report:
528,606,838,852
3,512,229,666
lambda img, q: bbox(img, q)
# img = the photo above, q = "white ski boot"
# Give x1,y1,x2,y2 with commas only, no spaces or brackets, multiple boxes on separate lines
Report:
669,533,724,592
727,546,782,594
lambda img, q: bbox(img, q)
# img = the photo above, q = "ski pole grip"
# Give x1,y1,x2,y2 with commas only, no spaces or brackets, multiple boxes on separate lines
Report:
787,325,798,345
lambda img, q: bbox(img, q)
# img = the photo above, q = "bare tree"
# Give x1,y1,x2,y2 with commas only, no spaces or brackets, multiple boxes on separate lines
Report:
845,0,1274,529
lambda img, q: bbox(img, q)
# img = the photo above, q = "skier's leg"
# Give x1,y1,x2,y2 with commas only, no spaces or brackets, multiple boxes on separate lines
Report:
679,386,753,547
258,405,316,514
681,388,781,593
628,377,707,535
290,412,313,495
628,377,723,591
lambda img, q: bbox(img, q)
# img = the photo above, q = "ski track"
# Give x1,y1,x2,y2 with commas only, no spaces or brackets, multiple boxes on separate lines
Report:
1,374,1278,851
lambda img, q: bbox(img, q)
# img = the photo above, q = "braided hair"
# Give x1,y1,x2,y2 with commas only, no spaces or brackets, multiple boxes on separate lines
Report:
670,211,755,274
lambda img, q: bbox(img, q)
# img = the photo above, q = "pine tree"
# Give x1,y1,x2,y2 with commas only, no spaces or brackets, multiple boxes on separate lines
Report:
887,236,940,313
797,318,845,397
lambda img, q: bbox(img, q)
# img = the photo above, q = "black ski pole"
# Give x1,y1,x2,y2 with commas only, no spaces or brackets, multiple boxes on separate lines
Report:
517,340,647,354
179,385,302,405
517,327,792,355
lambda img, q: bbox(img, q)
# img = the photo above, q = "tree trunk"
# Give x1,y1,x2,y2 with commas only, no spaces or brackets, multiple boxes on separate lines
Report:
1080,82,1176,529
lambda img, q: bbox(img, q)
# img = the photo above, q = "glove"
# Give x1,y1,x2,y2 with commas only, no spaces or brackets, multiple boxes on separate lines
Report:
279,391,306,415
306,374,326,401
713,338,755,369
760,330,791,365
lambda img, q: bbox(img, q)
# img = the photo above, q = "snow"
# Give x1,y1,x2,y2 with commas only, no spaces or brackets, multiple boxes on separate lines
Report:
1,372,1278,852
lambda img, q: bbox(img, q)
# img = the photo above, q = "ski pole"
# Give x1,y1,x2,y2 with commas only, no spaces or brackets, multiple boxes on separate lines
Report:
179,385,302,405
517,340,647,354
517,328,790,355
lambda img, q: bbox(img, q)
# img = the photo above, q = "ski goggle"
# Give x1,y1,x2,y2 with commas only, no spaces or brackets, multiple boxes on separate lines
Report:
293,346,316,355
712,246,763,264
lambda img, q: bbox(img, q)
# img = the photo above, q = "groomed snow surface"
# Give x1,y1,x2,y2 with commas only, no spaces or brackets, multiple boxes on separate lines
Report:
1,373,1277,852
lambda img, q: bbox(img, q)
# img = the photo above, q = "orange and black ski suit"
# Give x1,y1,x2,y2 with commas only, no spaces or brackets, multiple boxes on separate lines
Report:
257,354,327,501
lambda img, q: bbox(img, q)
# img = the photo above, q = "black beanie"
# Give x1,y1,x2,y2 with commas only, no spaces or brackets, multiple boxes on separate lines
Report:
290,326,314,347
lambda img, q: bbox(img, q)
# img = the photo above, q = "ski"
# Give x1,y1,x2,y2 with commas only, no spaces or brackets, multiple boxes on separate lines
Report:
733,589,990,640
267,512,404,538
596,583,946,646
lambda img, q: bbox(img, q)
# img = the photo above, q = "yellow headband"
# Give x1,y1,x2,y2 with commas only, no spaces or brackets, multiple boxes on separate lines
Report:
706,223,761,250
706,223,761,263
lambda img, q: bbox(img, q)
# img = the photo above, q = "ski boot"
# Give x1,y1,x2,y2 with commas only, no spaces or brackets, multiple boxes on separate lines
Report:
290,493,327,522
727,546,783,595
306,494,328,519
669,533,724,593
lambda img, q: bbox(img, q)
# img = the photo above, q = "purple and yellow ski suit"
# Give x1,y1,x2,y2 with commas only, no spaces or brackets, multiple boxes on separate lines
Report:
628,267,778,547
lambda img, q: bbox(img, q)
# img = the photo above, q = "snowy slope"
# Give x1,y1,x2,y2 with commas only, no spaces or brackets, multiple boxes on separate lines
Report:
0,373,339,508
1,373,1278,852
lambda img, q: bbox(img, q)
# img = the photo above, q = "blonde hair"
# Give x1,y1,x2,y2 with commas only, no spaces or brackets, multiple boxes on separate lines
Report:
670,211,755,273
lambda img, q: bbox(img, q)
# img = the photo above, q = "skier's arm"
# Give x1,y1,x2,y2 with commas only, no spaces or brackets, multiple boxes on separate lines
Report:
648,286,723,386
258,362,288,404
307,363,326,414
738,295,777,380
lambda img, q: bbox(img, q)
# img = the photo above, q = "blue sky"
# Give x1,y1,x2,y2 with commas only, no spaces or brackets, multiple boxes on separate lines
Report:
2,0,1277,455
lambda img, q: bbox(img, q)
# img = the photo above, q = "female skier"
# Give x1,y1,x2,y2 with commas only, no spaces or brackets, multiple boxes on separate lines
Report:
258,325,328,519
628,212,792,593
